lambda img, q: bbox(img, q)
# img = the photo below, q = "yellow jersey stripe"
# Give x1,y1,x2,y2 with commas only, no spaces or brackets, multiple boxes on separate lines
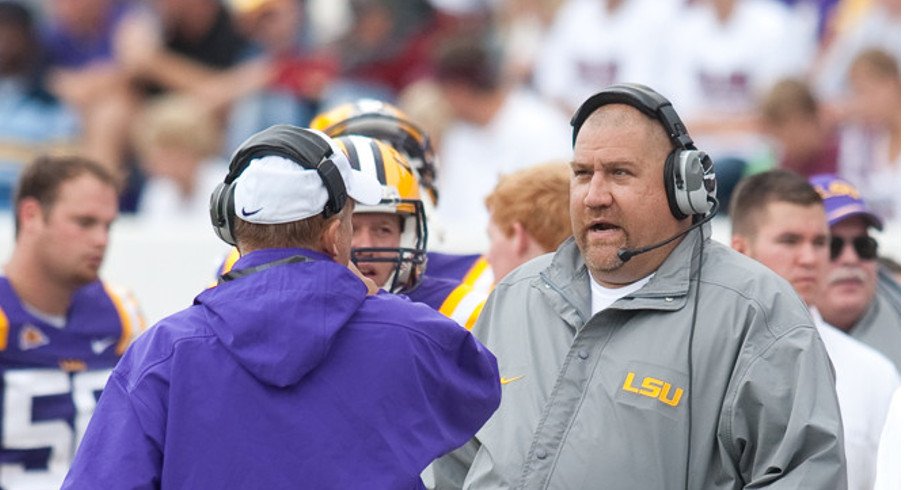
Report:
448,288,487,329
461,257,489,287
439,283,470,318
209,248,242,289
0,307,8,350
222,248,241,275
464,299,486,331
104,285,134,356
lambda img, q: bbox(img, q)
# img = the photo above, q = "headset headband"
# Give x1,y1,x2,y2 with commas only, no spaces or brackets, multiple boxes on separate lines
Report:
570,83,695,150
225,125,346,217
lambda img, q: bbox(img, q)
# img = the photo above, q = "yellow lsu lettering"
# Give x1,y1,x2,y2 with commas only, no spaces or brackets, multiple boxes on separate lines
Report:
815,180,861,200
621,371,684,407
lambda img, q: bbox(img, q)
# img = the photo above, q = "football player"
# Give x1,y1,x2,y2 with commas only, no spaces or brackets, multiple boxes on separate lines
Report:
0,155,144,489
337,135,487,329
310,98,495,294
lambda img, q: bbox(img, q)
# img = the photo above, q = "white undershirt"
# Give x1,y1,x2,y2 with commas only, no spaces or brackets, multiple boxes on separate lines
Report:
590,273,654,315
22,302,66,329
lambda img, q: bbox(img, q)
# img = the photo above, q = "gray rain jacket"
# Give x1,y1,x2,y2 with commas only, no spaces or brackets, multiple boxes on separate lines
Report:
435,226,846,489
849,269,901,370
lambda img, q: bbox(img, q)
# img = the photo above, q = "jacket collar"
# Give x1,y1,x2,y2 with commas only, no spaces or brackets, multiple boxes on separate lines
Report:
541,223,711,322
232,248,332,271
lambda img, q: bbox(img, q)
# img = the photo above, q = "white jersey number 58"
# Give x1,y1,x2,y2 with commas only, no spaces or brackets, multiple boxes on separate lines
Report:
0,369,110,490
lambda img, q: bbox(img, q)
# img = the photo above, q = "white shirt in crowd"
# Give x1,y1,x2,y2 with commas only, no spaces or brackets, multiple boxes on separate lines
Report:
837,124,901,230
659,0,806,161
811,308,899,490
137,158,227,227
874,385,902,490
812,2,901,100
532,0,682,113
436,88,571,252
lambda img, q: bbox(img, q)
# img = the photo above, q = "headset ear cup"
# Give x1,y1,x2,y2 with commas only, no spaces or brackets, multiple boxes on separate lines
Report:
209,181,238,246
679,150,714,216
663,150,688,220
700,153,717,204
224,182,237,245
209,182,227,241
666,150,717,219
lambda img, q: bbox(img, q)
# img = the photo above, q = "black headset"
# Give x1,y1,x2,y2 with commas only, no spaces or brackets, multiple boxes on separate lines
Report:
209,125,348,246
570,83,717,221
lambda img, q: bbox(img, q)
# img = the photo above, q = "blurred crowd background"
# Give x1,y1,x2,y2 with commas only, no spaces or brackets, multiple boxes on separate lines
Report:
0,0,899,321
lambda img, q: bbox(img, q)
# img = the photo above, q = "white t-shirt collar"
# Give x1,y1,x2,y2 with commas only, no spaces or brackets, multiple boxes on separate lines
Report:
590,273,654,315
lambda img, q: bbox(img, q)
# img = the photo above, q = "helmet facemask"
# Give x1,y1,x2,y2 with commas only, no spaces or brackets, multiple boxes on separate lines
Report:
335,134,429,294
351,197,428,294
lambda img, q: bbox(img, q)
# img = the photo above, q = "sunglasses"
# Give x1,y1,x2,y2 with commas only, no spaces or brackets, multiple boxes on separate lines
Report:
830,235,878,261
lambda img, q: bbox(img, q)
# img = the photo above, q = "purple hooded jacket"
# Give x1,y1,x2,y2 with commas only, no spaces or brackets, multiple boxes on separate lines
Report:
62,248,500,489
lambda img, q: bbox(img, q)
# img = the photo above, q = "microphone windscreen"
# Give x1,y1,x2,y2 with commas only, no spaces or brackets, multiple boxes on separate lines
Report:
617,248,633,263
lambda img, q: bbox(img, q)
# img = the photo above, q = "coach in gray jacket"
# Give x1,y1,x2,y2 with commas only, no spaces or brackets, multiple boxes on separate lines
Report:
433,84,845,489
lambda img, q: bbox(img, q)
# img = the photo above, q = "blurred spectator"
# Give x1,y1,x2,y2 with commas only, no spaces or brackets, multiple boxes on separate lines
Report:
131,94,227,226
836,48,900,228
775,0,841,48
224,0,338,151
811,173,901,370
812,0,900,99
431,34,571,250
115,0,262,112
484,161,571,283
532,0,682,116
0,0,79,209
759,77,839,177
493,0,563,85
43,0,138,179
397,78,453,156
325,0,444,104
148,0,252,73
660,0,808,155
43,0,129,69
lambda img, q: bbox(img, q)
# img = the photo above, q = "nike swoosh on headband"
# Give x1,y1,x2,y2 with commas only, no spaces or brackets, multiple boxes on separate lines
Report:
241,206,264,217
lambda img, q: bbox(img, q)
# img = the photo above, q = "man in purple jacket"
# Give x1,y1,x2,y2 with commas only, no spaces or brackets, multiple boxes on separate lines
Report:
62,125,501,489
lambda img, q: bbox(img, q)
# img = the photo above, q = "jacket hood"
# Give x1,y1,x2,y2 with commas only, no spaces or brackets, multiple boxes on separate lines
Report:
195,248,367,388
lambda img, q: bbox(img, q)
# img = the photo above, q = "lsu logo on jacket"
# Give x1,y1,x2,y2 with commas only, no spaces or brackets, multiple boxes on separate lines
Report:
621,371,684,407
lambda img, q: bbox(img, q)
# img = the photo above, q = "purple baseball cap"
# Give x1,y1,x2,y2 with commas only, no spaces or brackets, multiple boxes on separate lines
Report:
809,174,883,231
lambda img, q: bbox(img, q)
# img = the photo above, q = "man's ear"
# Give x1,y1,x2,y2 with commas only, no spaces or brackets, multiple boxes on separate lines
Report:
514,221,548,260
319,217,342,260
730,234,749,255
17,198,43,234
511,222,530,255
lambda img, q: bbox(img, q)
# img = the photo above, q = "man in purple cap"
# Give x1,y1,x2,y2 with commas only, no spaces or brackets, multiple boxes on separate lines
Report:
61,125,502,489
811,173,901,370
